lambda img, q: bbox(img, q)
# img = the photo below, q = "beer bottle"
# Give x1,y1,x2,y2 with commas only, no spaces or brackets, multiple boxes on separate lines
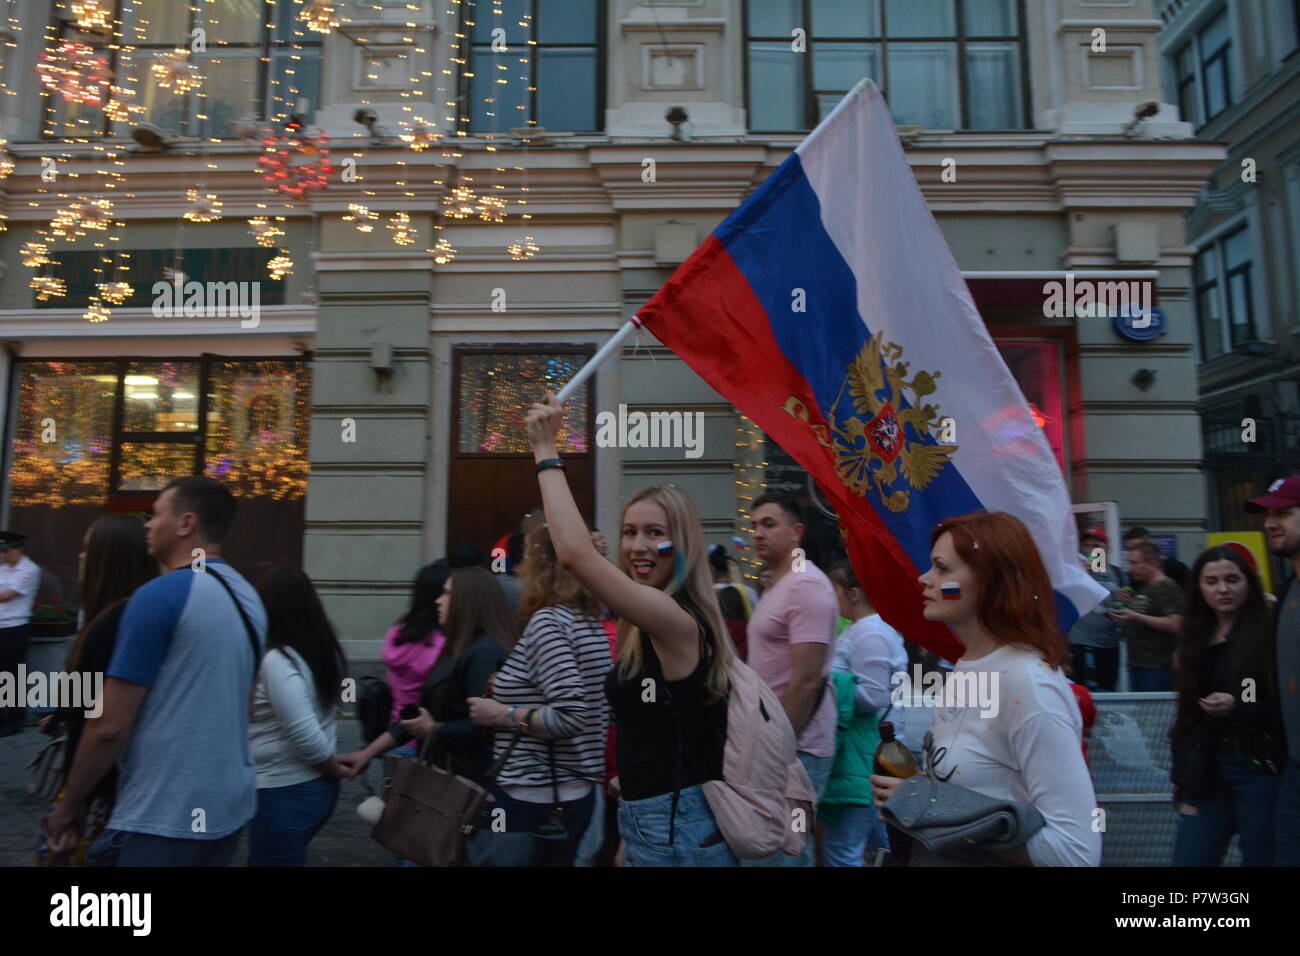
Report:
873,721,919,779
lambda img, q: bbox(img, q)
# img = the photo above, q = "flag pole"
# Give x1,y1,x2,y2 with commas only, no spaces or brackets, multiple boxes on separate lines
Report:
555,315,643,404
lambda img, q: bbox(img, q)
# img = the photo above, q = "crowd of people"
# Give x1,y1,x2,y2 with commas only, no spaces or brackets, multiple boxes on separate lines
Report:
4,396,1300,868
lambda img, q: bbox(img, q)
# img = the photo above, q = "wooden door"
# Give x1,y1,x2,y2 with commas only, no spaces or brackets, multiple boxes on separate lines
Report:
448,347,595,556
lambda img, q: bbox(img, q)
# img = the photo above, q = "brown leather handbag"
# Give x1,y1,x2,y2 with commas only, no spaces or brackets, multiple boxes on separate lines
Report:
372,727,524,867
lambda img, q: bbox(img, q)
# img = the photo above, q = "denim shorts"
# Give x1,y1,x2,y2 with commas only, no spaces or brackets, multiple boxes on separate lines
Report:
618,784,738,867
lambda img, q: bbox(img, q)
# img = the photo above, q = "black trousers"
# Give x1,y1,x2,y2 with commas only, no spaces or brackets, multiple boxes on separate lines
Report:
1069,643,1120,692
0,624,32,732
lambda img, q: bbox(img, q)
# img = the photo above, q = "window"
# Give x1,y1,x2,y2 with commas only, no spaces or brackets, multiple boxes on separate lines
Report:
465,0,602,133
5,358,311,595
745,0,1028,132
1169,6,1234,128
38,247,286,309
46,0,322,139
455,351,590,454
1195,225,1256,360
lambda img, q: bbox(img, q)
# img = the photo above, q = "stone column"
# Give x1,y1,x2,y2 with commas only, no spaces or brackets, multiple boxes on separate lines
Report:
304,225,435,662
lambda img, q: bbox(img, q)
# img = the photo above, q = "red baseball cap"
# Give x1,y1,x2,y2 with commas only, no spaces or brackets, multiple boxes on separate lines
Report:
1245,476,1300,512
1082,527,1109,545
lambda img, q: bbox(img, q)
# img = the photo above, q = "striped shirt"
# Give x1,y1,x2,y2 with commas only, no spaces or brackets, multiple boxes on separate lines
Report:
491,603,610,793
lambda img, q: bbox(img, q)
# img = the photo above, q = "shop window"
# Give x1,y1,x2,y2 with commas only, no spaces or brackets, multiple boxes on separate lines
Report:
5,357,311,599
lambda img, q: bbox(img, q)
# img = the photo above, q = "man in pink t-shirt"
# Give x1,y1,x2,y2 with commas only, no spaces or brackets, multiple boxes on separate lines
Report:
744,492,838,867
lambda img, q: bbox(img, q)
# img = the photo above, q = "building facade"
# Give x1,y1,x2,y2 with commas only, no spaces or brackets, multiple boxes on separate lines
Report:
1157,0,1300,533
1,0,1224,656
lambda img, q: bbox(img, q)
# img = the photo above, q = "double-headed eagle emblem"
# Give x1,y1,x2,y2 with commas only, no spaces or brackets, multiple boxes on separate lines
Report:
830,333,959,512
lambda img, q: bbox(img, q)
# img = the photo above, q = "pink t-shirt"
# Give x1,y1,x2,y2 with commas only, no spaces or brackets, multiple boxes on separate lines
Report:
382,624,446,725
746,563,839,758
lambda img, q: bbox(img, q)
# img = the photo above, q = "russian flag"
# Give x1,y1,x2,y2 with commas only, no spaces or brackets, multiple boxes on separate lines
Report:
637,80,1106,662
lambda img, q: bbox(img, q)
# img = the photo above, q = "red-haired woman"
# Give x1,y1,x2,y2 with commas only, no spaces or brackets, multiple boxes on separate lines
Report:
870,511,1102,866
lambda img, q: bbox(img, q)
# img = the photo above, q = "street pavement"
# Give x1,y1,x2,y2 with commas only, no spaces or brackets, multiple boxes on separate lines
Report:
1,718,393,867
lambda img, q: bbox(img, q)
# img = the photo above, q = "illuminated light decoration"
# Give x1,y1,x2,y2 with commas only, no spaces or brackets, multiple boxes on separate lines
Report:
0,139,13,181
37,42,112,106
97,281,133,305
400,124,438,152
84,301,110,323
1027,402,1048,428
258,128,334,199
432,235,457,265
344,203,378,233
267,253,294,279
248,216,285,247
49,204,83,238
507,235,539,261
388,211,416,246
70,0,113,30
103,89,134,124
162,267,185,284
300,0,339,34
183,189,223,223
151,49,202,94
22,242,52,269
81,198,113,231
31,275,67,301
442,183,478,220
477,192,506,223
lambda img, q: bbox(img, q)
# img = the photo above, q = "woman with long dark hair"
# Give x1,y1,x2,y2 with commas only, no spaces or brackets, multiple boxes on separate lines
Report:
247,566,349,866
338,567,515,787
36,515,155,866
870,511,1101,866
525,393,743,867
383,562,451,745
1171,546,1282,866
465,522,611,865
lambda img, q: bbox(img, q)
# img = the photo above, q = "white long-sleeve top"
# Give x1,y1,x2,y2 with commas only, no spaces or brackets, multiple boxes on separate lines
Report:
924,643,1101,867
832,613,909,744
249,646,337,789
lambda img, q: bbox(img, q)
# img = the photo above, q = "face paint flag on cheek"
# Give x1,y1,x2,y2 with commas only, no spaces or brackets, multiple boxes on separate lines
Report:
656,540,675,558
940,581,962,601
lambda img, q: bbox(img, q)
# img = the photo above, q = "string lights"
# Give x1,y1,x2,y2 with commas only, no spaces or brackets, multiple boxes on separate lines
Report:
734,415,768,587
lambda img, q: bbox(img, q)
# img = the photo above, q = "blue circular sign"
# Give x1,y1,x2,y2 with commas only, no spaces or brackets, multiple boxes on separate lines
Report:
1114,304,1166,342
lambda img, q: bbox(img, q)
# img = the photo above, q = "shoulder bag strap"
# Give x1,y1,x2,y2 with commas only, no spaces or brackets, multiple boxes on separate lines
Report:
458,722,529,833
206,565,262,686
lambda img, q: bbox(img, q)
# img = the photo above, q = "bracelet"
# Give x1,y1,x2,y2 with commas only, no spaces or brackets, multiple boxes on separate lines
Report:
534,458,565,474
504,705,517,728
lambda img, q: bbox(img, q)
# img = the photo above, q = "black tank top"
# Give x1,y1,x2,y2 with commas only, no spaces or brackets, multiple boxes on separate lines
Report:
603,603,727,801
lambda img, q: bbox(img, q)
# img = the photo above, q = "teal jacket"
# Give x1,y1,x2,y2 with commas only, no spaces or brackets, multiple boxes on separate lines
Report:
820,670,881,825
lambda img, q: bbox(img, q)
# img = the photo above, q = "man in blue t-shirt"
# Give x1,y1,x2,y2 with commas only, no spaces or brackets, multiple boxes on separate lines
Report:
45,476,266,866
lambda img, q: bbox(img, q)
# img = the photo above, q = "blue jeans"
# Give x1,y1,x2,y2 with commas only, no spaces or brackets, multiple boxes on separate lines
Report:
468,786,596,866
1275,759,1300,866
86,828,243,867
741,750,834,867
1129,668,1172,692
618,784,738,867
248,776,340,867
823,805,891,867
1173,753,1278,866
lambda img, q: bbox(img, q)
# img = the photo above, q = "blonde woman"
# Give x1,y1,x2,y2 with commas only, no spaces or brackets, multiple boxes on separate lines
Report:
525,392,737,867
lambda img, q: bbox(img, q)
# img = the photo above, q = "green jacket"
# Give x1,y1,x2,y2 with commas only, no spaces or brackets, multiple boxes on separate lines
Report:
820,670,881,824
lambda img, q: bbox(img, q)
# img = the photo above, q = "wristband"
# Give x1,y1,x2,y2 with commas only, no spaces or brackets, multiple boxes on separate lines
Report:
505,705,517,728
535,458,565,474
